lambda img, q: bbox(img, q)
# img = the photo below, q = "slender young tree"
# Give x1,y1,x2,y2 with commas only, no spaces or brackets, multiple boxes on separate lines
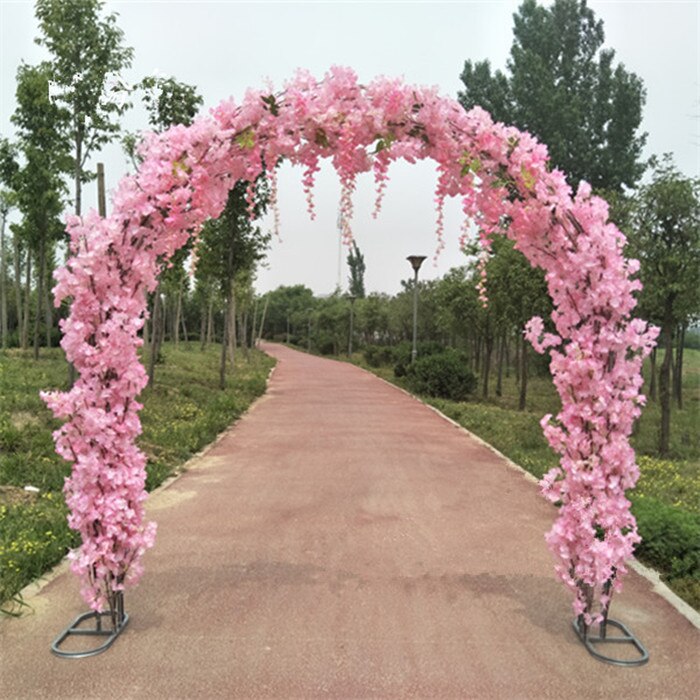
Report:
0,189,16,349
0,139,21,350
10,63,70,359
196,181,269,389
35,0,133,217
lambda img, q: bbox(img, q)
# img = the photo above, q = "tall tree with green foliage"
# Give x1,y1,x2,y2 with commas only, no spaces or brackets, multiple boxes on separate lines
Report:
628,155,700,454
459,0,646,192
10,63,70,358
35,0,133,216
347,240,366,298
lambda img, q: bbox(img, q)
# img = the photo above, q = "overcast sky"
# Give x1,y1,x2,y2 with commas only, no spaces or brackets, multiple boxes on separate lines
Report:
1,0,698,295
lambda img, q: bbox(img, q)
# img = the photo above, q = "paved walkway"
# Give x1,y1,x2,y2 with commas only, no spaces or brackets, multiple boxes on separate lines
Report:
1,343,698,699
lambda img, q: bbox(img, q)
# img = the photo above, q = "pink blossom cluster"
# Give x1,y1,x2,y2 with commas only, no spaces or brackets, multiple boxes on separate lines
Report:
45,67,655,621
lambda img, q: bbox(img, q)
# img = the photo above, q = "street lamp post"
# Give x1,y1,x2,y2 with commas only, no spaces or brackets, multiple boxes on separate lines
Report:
406,255,427,364
347,295,356,356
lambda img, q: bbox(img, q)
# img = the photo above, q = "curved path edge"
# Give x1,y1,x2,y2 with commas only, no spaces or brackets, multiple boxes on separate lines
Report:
356,361,700,630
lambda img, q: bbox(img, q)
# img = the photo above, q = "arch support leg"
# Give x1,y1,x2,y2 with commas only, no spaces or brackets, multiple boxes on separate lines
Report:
51,592,129,659
573,615,649,666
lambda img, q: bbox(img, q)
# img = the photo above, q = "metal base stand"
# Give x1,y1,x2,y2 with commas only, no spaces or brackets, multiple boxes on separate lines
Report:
51,592,129,659
573,616,649,667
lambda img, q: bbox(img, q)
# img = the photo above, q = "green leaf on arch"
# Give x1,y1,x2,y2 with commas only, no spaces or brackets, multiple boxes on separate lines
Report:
235,128,255,150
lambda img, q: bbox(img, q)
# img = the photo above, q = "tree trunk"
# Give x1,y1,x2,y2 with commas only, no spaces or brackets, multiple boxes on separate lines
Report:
206,298,214,346
181,306,189,347
518,334,528,411
504,334,511,378
673,323,685,409
200,303,206,351
219,306,229,390
144,309,150,350
658,301,674,455
496,331,506,397
12,230,23,346
45,262,52,349
161,291,167,346
241,309,249,360
481,333,493,399
648,347,657,401
65,133,84,385
166,294,173,344
250,298,258,351
0,209,8,349
148,284,162,387
170,293,176,343
228,282,237,364
21,253,31,351
33,238,46,360
74,132,83,216
174,284,182,348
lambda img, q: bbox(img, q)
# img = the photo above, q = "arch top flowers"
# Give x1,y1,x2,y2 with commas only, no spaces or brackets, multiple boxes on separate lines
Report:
43,66,657,625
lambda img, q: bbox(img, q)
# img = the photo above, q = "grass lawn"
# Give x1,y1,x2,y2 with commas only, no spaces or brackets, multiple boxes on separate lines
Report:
0,343,275,613
350,346,700,611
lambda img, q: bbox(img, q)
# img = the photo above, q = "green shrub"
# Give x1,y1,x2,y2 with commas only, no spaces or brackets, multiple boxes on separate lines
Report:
393,340,444,377
631,495,700,580
316,337,336,355
364,345,394,368
405,349,477,401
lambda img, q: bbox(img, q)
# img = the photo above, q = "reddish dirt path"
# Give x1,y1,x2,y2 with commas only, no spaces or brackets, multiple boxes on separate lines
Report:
1,343,698,699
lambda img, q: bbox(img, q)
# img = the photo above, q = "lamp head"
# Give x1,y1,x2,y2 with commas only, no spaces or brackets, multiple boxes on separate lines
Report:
407,255,427,273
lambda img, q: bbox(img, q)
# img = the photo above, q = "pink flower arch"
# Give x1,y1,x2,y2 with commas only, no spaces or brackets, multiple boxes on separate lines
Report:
42,68,657,628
